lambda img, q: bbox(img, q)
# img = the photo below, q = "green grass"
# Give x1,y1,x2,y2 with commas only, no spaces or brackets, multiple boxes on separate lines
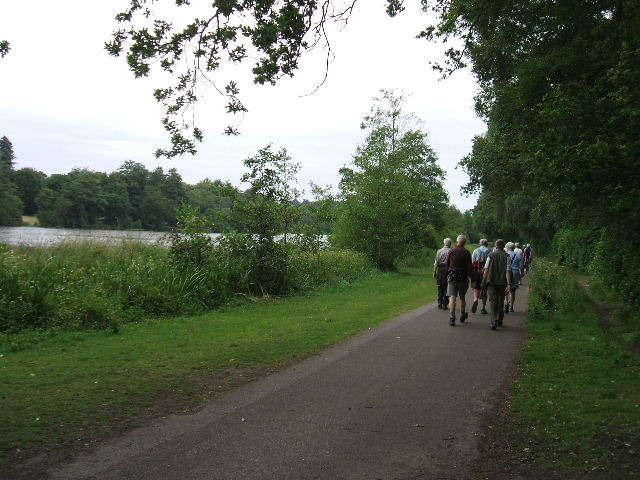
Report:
0,269,433,460
513,260,640,477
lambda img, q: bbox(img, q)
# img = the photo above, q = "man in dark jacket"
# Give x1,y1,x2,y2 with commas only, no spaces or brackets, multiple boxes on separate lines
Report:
446,234,473,326
481,239,513,330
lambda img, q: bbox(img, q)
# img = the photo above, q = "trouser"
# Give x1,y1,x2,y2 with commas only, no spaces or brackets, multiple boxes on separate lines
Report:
437,283,448,307
488,284,506,325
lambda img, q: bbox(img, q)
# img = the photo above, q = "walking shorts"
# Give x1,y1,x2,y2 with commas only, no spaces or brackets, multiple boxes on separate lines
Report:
510,269,521,290
447,279,469,298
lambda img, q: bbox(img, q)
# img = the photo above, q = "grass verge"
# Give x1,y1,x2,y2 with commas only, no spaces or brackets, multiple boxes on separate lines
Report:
509,259,640,478
1,269,433,467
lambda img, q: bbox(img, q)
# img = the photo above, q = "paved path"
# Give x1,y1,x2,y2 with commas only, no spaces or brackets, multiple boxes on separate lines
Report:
51,283,529,480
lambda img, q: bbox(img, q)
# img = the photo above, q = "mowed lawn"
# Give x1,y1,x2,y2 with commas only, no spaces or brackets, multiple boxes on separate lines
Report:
1,270,435,459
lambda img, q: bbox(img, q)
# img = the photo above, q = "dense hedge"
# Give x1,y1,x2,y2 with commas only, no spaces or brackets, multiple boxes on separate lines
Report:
0,239,376,333
553,226,639,308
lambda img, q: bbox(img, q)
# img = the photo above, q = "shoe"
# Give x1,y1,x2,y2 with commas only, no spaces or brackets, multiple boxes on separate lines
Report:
505,303,510,314
481,308,488,314
471,300,478,313
449,316,455,326
490,321,497,330
460,312,468,323
510,305,514,312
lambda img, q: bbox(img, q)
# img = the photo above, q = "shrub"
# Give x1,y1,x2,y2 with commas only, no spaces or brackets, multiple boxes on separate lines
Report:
0,238,378,333
553,226,639,308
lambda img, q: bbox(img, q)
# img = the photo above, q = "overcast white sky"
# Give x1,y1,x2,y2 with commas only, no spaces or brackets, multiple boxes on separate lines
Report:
0,1,485,211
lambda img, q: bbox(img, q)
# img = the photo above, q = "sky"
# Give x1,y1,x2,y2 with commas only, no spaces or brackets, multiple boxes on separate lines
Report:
0,1,486,211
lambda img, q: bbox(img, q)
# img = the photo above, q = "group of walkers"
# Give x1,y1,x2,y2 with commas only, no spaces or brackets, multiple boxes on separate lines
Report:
433,235,532,330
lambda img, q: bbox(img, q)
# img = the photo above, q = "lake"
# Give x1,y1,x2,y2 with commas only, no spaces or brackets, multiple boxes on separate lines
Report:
0,226,218,247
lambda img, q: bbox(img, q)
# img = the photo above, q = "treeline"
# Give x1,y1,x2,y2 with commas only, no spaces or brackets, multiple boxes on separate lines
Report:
0,139,330,233
444,1,639,306
0,92,468,271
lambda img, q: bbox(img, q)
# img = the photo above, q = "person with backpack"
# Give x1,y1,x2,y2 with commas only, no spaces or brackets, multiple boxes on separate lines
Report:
481,239,513,330
523,243,532,275
433,237,452,309
471,238,491,314
514,242,525,278
505,242,522,313
446,234,473,326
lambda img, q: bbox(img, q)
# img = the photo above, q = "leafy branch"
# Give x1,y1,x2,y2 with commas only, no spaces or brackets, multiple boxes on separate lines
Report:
106,0,359,158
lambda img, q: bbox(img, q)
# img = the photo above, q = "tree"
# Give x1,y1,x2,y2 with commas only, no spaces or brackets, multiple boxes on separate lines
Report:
238,145,302,240
228,145,303,293
186,178,242,232
0,136,16,172
0,136,23,225
12,168,46,216
106,1,422,157
36,170,108,228
116,160,151,225
431,0,640,306
0,41,9,58
102,172,133,228
333,91,448,270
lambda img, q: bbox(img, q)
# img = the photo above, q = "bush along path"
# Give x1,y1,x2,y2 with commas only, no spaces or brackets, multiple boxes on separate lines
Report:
471,259,640,480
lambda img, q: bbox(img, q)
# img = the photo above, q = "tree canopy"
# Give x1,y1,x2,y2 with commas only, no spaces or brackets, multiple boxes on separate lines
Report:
444,0,639,304
333,90,448,270
106,1,444,157
0,137,23,225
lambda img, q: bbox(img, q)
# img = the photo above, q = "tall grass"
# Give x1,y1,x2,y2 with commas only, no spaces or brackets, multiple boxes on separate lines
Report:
0,240,376,335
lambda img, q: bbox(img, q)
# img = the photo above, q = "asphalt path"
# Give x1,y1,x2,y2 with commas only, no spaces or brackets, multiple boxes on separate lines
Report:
51,281,529,480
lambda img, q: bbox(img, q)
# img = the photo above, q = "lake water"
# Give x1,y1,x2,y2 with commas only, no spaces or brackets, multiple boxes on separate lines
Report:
0,226,216,247
0,227,324,248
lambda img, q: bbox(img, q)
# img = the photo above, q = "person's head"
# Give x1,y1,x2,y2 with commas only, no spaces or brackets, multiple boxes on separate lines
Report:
456,234,467,246
495,239,505,249
506,242,514,250
515,242,521,249
480,238,488,247
443,237,452,247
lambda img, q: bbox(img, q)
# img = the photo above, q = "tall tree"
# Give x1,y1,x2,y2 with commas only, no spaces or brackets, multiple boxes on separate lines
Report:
333,91,448,270
36,170,108,228
434,0,640,303
12,168,46,216
0,40,9,58
0,136,23,225
238,145,302,240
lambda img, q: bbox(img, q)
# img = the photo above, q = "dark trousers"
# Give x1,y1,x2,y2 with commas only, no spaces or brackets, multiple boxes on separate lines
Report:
488,284,506,325
437,283,449,307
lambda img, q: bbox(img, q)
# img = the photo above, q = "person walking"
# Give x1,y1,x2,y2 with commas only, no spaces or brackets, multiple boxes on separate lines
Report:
446,234,473,326
481,239,513,330
505,242,522,313
514,242,524,278
471,239,491,315
433,238,452,309
523,243,532,275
